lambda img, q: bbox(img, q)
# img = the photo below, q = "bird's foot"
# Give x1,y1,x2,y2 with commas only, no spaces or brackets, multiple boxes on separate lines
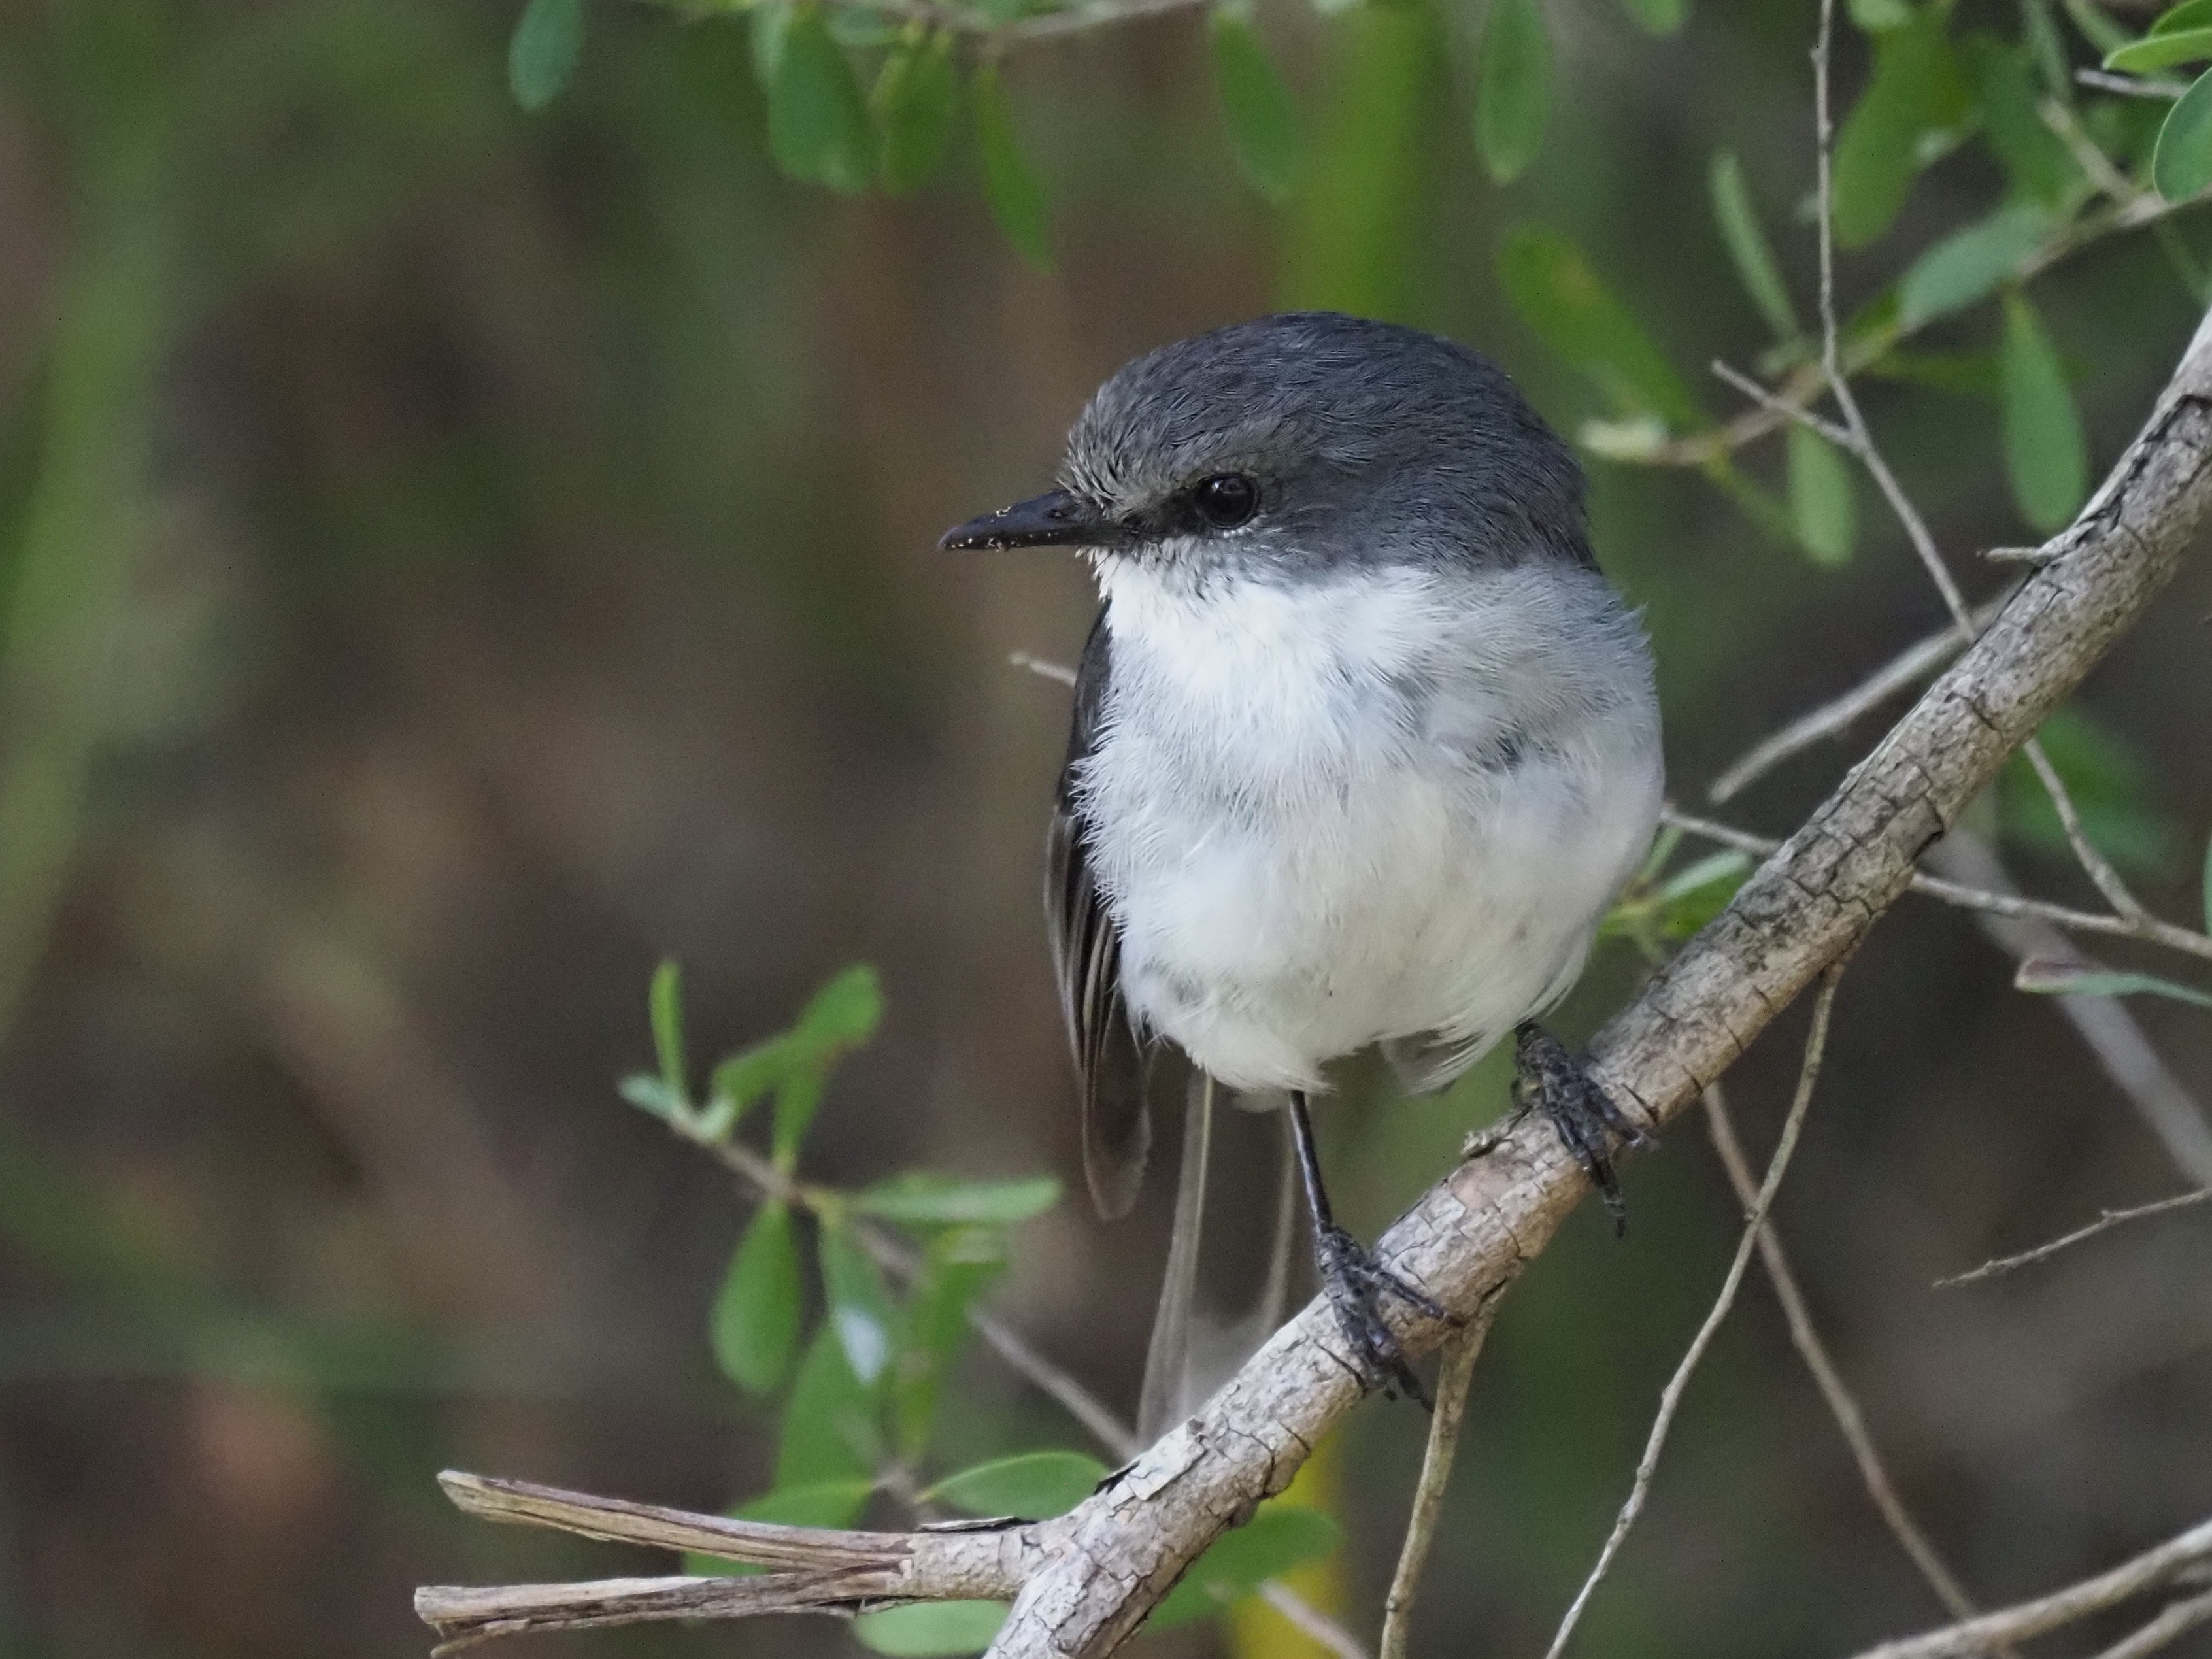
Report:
1513,1022,1654,1236
1314,1222,1448,1409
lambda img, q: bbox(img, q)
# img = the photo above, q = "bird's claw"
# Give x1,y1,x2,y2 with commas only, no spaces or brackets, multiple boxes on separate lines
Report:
1513,1022,1654,1235
1314,1221,1448,1409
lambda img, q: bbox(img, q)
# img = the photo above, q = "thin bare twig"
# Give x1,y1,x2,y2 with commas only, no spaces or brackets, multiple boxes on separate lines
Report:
1707,594,2015,803
1839,1515,2212,1659
1009,650,1077,688
1376,1298,1503,1659
1702,1085,1987,1630
2020,737,2151,921
2085,1587,2212,1659
1541,966,1847,1659
1658,807,2212,966
2076,67,2186,99
1935,1188,2211,1287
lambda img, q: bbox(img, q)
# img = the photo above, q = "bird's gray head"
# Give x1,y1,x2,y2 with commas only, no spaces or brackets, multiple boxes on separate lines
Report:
940,312,1592,581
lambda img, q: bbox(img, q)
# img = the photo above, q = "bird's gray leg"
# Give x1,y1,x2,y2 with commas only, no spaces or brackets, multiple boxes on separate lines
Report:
1511,1021,1654,1236
1286,1091,1447,1408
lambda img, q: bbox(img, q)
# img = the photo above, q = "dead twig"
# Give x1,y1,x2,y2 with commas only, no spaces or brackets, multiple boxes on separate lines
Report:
1376,1298,1502,1659
1541,967,1846,1659
1703,1086,1988,1630
1936,1188,2211,1288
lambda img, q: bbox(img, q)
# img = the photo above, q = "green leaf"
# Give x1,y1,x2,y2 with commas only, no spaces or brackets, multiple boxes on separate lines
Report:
1473,0,1550,186
794,963,883,1059
1211,10,1303,203
852,1172,1062,1225
1616,0,1686,36
1785,426,1857,567
874,30,959,195
925,1450,1107,1519
891,1233,1003,1457
682,1479,875,1576
617,1073,686,1122
1896,201,2053,329
2154,67,2212,199
2000,292,2088,533
768,7,874,194
1833,12,1969,249
1654,849,1752,939
752,3,793,92
769,965,883,1165
2015,956,2212,1009
1496,226,1701,429
2156,0,2212,36
818,1225,898,1386
853,1602,1009,1657
1964,37,2082,209
649,959,688,1107
712,1203,802,1396
778,1327,879,1487
973,63,1052,271
509,0,584,112
707,1043,778,1134
1150,1507,1343,1629
1709,150,1802,343
1998,707,2179,877
2106,28,2212,72
1847,0,1915,29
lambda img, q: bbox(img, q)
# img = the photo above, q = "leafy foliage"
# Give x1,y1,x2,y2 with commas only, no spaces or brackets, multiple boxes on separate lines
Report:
616,963,1323,1643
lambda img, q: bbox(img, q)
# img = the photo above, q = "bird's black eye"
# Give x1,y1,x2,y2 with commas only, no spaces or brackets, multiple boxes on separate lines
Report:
1192,473,1260,529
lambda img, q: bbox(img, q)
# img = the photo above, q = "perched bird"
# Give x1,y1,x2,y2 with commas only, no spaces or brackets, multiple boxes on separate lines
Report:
941,312,1664,1424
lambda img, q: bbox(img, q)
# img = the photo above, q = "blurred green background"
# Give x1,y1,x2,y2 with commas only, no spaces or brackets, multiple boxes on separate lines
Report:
2,0,2211,1655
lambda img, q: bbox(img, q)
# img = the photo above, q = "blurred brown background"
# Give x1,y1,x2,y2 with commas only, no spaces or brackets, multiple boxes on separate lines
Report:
1,1,2209,1655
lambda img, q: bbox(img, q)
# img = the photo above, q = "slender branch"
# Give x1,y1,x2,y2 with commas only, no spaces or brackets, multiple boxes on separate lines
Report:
2076,68,2186,99
2020,737,2150,921
1837,1515,2212,1659
1659,808,2212,966
1541,967,1845,1659
2085,1587,2212,1659
1702,1086,1986,1629
1706,595,2014,804
1376,1296,1502,1659
1934,1188,2211,1287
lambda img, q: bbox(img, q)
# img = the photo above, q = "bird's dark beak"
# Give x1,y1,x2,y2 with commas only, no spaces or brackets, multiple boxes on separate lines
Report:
939,489,1120,552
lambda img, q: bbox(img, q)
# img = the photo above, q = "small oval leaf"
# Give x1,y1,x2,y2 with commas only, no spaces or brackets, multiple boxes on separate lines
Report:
1496,225,1701,429
1709,150,1802,342
852,1173,1062,1225
2015,956,2212,1009
712,1203,802,1396
1787,426,1858,567
853,1601,1009,1657
875,31,959,195
1833,14,1967,249
509,0,584,112
778,1328,880,1488
1211,10,1303,203
819,1225,899,1386
2000,292,2087,533
1896,201,2051,330
769,7,875,194
973,63,1052,270
925,1450,1108,1519
2105,28,2212,73
2157,0,2212,36
1473,0,1550,185
2154,67,2212,200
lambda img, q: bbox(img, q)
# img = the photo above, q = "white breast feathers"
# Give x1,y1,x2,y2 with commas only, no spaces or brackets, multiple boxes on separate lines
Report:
1075,553,1663,1094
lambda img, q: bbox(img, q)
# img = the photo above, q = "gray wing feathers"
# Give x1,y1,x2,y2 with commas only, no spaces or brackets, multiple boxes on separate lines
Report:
1047,615,1151,1220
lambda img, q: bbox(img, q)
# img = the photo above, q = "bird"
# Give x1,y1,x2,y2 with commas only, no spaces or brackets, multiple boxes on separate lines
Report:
940,312,1664,1422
